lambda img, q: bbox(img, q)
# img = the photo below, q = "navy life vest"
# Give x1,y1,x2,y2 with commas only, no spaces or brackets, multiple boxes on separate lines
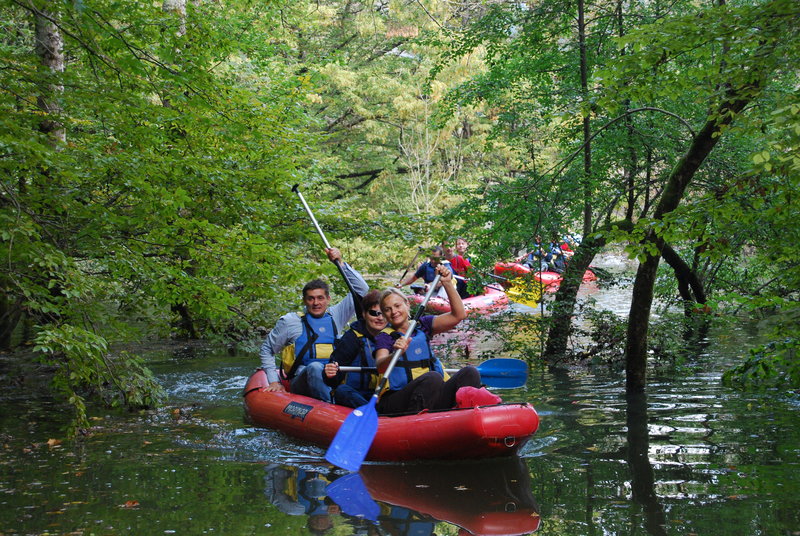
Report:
341,326,378,394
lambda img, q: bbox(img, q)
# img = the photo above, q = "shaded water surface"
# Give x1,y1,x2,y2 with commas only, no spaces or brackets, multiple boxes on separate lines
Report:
1,322,798,535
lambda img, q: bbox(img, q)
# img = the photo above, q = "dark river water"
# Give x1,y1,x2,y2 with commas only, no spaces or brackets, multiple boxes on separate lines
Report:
1,260,798,535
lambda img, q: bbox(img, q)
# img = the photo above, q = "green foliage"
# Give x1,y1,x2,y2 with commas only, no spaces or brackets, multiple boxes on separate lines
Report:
33,325,165,434
722,338,800,391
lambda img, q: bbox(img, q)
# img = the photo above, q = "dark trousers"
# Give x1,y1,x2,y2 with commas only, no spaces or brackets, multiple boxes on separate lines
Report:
376,366,481,415
332,384,370,408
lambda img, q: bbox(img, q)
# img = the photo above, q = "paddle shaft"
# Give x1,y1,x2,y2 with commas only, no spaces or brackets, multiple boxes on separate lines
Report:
398,247,424,285
338,356,528,389
340,366,460,374
292,184,362,317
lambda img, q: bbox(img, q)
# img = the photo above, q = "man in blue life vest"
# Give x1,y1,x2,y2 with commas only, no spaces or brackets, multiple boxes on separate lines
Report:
258,247,369,402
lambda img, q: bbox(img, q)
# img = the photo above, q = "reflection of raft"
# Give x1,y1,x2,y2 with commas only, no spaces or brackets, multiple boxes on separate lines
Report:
494,262,597,293
243,369,539,463
361,457,541,535
407,285,509,314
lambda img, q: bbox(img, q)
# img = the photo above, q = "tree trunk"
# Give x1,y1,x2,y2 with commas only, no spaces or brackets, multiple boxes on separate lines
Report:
660,243,707,311
34,1,65,147
543,241,600,362
624,89,758,392
544,220,633,360
577,0,593,237
0,296,23,351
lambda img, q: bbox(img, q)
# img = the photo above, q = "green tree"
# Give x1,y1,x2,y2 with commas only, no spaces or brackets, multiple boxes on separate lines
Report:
0,0,318,429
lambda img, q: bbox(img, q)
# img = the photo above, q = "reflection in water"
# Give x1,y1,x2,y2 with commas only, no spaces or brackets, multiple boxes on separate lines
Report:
264,464,343,533
264,457,540,536
626,392,667,536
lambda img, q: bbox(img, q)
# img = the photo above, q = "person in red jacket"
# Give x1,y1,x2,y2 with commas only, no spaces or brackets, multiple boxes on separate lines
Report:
441,239,471,298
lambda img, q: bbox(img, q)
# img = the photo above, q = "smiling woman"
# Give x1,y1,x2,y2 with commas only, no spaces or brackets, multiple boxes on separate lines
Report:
323,290,387,408
374,264,483,415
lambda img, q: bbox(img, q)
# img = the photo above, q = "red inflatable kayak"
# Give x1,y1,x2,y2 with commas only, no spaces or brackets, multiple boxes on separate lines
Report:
494,262,597,292
407,285,509,314
243,369,539,462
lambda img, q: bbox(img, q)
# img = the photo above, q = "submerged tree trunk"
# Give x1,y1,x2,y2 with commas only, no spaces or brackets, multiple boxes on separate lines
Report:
625,89,758,392
544,220,632,360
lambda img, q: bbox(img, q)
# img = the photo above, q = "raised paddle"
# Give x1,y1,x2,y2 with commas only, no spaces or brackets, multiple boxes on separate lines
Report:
292,184,363,318
338,357,528,389
325,274,442,472
398,246,425,285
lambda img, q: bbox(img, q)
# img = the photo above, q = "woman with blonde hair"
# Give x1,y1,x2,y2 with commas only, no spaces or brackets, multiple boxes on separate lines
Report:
374,263,481,415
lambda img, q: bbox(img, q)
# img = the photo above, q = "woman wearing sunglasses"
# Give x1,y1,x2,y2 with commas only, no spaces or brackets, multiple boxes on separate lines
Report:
374,263,481,415
323,290,387,408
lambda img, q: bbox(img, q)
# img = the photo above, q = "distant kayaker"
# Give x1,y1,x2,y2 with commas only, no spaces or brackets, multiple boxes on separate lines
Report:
375,264,481,415
322,290,386,408
396,245,452,298
518,235,550,271
441,239,471,299
258,247,368,402
455,237,470,262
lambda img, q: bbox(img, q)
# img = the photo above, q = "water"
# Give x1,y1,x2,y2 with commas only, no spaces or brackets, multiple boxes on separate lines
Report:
1,284,798,535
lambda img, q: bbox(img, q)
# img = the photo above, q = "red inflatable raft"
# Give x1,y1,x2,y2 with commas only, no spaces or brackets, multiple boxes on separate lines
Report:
243,369,539,463
494,262,597,293
407,285,509,314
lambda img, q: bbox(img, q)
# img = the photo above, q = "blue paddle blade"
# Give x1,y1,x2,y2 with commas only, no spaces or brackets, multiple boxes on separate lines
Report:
481,374,527,389
325,395,378,472
325,472,380,522
476,358,528,388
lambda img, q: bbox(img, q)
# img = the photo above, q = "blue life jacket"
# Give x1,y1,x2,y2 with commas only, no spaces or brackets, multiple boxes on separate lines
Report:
280,312,338,379
381,324,447,392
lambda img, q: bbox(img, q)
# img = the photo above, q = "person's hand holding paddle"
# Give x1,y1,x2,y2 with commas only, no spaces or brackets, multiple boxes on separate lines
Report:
325,247,342,264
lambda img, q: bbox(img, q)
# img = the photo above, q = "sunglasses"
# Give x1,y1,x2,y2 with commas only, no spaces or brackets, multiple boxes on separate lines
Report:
367,309,383,318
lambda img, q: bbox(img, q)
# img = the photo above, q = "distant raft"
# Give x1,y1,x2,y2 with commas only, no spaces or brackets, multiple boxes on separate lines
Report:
406,285,509,314
494,262,597,293
243,368,539,463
